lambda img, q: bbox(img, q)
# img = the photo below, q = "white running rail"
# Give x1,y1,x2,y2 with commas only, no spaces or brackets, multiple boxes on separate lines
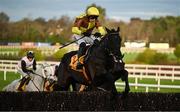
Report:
0,60,180,92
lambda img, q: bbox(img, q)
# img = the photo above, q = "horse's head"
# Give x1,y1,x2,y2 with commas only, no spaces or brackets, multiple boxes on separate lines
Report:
102,27,122,59
36,63,57,82
101,27,125,72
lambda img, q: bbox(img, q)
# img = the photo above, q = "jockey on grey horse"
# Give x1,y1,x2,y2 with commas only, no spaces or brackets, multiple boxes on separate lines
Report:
16,51,37,91
3,63,58,92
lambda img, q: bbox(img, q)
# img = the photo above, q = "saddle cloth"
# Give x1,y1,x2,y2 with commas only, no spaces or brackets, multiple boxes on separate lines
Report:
70,44,92,71
70,54,85,71
69,54,90,82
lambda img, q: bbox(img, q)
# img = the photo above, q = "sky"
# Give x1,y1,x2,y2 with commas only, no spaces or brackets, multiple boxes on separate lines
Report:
0,0,180,22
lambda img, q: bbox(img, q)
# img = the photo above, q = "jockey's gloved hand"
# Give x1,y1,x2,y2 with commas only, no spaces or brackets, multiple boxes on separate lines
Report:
94,32,101,38
82,32,91,37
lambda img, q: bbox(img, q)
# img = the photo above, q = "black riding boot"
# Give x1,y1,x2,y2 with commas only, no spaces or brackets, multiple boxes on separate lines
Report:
25,76,31,85
77,42,86,70
17,77,27,91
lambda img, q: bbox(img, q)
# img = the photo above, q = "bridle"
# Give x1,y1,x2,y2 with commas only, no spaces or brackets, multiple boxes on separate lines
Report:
102,31,125,71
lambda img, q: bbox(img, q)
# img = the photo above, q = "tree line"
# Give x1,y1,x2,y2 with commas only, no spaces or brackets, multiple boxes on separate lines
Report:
0,4,180,47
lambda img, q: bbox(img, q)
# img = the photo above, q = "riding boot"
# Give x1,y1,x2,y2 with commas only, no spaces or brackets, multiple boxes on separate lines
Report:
25,76,31,85
77,42,86,70
17,77,27,91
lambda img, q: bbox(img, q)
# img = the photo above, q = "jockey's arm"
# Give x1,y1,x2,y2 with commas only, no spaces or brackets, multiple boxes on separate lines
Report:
21,60,33,74
72,19,83,35
72,27,82,35
95,20,106,36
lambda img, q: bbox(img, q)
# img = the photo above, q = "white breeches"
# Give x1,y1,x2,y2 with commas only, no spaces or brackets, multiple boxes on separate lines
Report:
17,67,33,78
73,34,100,45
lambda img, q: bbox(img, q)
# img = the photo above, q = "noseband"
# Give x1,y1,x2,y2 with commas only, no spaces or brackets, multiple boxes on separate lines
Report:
102,32,125,72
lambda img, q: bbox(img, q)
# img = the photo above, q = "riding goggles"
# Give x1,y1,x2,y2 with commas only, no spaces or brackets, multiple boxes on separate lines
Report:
89,15,98,19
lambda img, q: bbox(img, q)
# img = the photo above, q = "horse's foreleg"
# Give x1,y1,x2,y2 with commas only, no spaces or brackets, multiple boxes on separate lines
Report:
122,70,130,98
96,72,115,92
125,77,130,93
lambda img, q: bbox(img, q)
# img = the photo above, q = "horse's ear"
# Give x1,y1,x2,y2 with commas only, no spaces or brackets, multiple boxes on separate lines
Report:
105,27,111,33
117,27,120,32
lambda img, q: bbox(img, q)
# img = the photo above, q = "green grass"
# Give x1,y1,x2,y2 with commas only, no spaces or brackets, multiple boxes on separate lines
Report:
167,53,177,60
1,71,180,92
126,77,180,85
116,78,180,93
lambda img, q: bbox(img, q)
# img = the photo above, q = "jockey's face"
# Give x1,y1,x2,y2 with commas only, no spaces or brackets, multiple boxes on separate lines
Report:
28,57,33,62
88,15,98,22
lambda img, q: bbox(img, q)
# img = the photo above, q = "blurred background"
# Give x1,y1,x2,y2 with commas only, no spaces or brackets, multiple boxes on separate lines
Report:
0,0,180,92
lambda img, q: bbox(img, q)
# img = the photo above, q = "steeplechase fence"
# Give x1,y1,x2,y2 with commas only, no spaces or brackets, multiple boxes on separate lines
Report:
0,92,179,111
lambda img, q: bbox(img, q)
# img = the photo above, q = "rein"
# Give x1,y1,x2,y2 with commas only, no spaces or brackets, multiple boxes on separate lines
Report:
101,32,120,57
29,72,46,92
31,79,41,91
59,35,85,49
33,72,45,79
59,33,98,49
98,31,124,70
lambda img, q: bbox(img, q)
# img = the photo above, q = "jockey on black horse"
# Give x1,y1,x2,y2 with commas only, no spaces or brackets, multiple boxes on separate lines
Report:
72,6,106,70
54,7,130,96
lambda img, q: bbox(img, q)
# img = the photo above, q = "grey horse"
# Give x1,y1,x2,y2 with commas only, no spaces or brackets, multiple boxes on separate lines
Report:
3,63,57,92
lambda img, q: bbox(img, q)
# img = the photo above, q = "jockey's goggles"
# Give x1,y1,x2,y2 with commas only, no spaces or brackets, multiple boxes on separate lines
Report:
89,15,98,19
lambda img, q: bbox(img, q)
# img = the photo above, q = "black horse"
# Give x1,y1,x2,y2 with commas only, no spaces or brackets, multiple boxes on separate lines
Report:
54,27,130,95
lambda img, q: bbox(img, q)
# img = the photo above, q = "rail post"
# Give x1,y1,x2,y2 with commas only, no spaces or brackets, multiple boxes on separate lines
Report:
4,67,7,81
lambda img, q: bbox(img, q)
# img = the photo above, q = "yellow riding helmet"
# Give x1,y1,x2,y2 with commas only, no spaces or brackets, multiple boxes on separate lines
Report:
87,7,99,16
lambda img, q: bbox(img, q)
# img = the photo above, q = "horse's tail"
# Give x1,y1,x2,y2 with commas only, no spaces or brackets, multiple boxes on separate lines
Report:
2,80,19,92
2,86,7,91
